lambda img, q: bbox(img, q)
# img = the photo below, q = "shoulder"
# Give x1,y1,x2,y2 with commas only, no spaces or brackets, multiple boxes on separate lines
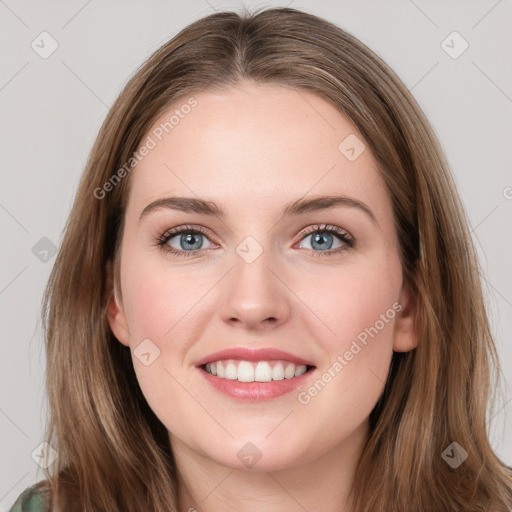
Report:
8,483,50,512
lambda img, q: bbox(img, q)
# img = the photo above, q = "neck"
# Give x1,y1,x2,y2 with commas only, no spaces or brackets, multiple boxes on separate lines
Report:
171,419,369,512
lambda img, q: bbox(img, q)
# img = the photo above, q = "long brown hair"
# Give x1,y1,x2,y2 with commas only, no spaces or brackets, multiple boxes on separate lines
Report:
34,6,512,511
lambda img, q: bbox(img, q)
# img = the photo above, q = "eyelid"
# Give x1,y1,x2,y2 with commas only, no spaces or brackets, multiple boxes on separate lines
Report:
158,222,353,241
158,224,217,244
297,223,353,240
156,223,356,260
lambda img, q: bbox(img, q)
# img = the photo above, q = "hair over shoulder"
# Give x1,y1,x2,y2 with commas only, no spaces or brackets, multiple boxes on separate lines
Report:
37,6,512,512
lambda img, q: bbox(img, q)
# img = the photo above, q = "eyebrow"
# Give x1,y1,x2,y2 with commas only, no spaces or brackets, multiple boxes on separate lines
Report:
139,195,378,226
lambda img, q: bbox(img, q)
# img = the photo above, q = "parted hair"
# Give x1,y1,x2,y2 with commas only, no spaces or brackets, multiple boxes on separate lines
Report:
33,6,512,512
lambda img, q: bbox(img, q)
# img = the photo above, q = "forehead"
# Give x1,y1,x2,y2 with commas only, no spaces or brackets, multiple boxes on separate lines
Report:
125,83,391,223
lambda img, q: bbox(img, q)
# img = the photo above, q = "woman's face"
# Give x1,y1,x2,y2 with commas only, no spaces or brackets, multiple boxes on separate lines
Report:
108,82,417,472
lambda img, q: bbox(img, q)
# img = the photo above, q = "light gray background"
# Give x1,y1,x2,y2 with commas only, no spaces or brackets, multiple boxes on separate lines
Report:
1,0,511,509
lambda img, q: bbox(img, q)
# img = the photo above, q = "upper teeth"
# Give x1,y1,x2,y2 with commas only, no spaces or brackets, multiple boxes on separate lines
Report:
204,359,309,382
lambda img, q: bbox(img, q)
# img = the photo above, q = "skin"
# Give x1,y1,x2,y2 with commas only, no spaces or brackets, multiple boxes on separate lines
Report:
107,81,418,512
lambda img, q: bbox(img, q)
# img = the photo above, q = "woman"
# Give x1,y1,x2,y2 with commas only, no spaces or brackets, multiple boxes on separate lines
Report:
9,6,512,512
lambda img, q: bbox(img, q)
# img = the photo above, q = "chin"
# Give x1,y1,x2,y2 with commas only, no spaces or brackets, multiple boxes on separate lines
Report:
200,434,309,473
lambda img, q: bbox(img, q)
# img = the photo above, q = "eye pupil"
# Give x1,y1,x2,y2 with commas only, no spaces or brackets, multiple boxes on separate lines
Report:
311,232,333,250
181,232,202,250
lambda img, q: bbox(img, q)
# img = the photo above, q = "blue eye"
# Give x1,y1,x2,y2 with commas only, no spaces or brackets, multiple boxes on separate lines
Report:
295,224,355,256
157,223,354,258
157,225,214,258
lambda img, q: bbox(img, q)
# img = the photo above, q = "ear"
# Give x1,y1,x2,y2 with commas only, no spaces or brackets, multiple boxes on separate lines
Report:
392,282,418,352
106,260,130,347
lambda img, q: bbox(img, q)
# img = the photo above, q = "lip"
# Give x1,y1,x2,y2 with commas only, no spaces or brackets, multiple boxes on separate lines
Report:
195,347,317,402
197,364,317,402
195,347,315,367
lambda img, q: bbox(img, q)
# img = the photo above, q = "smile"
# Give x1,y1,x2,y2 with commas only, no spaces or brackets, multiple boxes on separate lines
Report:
202,359,312,382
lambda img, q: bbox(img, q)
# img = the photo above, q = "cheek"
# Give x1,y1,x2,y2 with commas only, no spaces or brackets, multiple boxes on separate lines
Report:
122,243,403,361
119,257,211,418
300,252,402,351
293,252,402,432
122,254,208,341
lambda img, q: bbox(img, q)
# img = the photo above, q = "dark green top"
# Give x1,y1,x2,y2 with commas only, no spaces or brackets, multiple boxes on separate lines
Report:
8,485,49,512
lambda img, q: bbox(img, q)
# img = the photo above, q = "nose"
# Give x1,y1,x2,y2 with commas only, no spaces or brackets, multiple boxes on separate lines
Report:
219,246,292,332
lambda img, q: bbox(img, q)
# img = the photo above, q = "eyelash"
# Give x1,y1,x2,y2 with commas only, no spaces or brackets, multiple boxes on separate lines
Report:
155,223,355,258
